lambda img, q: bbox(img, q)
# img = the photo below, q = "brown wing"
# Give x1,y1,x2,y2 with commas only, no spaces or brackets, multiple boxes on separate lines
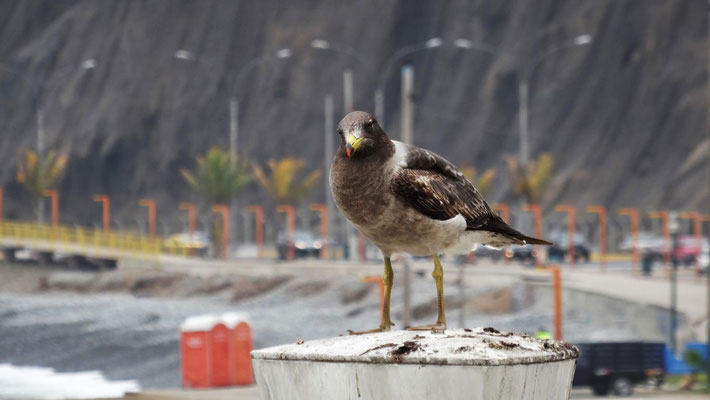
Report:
392,169,496,229
390,146,553,245
391,145,495,229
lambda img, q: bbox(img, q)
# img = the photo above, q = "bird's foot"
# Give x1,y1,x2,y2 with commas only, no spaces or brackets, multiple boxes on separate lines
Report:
407,322,447,333
348,323,392,335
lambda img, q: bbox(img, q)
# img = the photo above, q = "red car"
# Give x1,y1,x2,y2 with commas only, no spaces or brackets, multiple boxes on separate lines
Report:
673,235,709,266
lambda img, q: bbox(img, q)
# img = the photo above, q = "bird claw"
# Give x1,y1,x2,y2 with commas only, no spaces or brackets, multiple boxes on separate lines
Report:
348,324,392,335
406,323,447,333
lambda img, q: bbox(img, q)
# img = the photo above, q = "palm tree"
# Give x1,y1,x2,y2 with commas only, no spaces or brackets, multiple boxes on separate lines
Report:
16,149,67,222
505,153,553,204
252,158,322,203
180,147,251,205
180,147,251,257
460,166,496,197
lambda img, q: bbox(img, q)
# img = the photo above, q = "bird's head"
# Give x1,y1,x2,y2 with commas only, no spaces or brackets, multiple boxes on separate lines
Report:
337,111,389,159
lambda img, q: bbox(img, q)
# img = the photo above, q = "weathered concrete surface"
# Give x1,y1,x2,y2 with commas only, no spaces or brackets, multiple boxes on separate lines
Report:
251,329,578,400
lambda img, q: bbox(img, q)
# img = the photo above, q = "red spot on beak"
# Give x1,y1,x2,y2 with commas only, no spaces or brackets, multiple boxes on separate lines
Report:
347,147,352,158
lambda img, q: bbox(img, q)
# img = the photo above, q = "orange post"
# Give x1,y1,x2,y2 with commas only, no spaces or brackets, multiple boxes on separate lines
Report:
554,205,576,267
586,206,607,272
522,204,543,267
310,204,328,259
552,266,562,340
139,199,156,238
180,203,196,256
93,195,110,234
492,203,510,223
679,212,702,277
362,276,385,318
618,208,640,274
277,205,295,260
649,211,670,270
212,205,230,259
43,190,59,229
245,205,264,259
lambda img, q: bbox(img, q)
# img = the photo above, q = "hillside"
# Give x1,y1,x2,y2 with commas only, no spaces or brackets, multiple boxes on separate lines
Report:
0,0,707,232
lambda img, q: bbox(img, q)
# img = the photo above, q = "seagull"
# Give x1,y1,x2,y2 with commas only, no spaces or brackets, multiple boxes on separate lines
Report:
330,111,552,334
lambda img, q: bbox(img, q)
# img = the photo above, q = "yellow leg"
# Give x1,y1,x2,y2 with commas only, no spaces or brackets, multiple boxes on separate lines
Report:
408,254,447,332
349,257,394,335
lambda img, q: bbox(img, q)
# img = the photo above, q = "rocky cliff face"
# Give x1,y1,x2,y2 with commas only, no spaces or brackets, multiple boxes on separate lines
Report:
0,0,707,230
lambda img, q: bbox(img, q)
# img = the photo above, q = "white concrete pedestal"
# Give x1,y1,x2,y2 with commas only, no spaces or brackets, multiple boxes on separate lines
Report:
251,328,579,400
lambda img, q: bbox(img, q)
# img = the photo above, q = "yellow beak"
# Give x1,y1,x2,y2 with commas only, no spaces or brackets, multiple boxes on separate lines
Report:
346,134,364,158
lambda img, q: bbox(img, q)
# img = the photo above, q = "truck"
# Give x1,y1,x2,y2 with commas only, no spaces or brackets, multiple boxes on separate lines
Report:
572,342,665,396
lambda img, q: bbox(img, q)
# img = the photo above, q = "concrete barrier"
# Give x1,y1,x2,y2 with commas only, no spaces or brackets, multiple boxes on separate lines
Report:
251,328,579,400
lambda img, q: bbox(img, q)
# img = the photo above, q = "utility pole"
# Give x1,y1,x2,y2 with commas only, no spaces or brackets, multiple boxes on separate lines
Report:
400,64,415,327
374,90,384,122
229,97,239,251
229,98,238,160
518,81,530,165
669,213,680,353
401,65,414,145
37,108,45,158
36,108,45,224
342,70,360,261
343,69,354,113
324,95,335,260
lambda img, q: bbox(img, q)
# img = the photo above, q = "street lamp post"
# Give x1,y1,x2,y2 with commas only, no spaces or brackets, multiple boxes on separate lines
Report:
310,40,373,262
311,39,375,114
1,59,96,223
517,34,592,165
669,212,680,353
512,34,591,232
1,59,96,158
174,48,292,159
374,37,443,127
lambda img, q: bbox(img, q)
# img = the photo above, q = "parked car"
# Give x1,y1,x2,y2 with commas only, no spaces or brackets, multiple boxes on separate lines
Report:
277,230,324,260
673,235,709,266
165,231,210,257
619,232,666,261
572,342,665,396
620,233,709,267
546,231,590,263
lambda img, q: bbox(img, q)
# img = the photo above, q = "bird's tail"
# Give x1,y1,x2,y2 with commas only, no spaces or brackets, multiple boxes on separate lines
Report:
475,217,554,246
518,234,553,246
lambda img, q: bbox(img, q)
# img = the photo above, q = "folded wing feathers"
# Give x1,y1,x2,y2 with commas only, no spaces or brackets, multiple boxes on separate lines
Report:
392,144,552,246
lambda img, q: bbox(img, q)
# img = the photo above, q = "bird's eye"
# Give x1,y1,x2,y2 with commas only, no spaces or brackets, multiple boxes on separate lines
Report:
337,128,344,136
365,120,374,128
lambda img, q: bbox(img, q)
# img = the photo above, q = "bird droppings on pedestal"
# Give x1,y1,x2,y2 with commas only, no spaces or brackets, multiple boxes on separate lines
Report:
390,341,423,363
251,328,580,367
